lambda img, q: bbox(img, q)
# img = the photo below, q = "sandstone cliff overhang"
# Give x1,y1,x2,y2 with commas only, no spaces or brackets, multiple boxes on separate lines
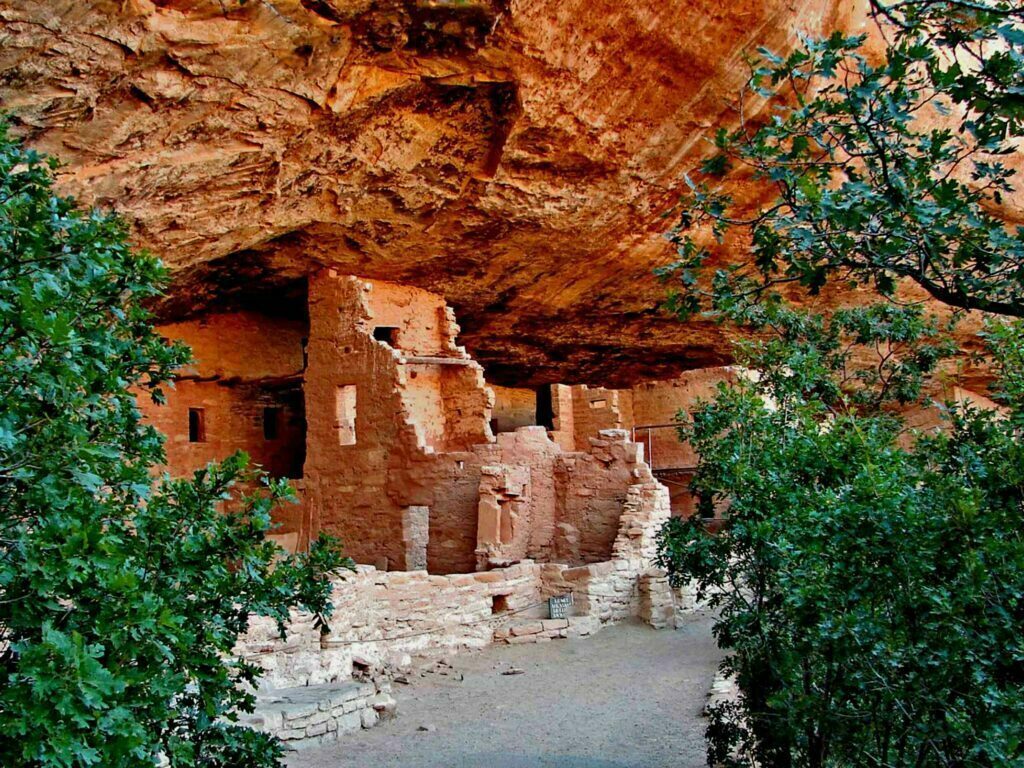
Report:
0,0,869,387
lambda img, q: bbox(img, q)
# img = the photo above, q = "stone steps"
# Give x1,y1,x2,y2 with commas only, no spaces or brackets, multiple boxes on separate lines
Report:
239,680,396,750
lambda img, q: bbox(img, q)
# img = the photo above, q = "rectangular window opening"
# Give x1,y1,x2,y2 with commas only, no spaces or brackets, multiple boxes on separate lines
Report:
491,594,510,615
336,385,357,445
589,398,607,410
372,326,400,347
188,408,206,443
263,406,281,441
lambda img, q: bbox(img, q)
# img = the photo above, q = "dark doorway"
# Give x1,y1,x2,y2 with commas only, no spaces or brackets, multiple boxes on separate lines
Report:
536,385,555,430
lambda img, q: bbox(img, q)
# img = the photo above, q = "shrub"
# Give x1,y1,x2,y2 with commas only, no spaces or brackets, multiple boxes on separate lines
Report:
0,123,350,767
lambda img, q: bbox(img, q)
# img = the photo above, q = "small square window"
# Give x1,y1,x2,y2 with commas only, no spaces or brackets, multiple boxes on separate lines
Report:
188,408,206,443
372,326,400,347
263,407,281,440
492,594,510,614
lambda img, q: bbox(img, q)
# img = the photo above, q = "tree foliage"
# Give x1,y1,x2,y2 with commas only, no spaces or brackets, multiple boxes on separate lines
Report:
657,2,1024,765
658,305,1024,767
0,123,350,767
658,0,1024,318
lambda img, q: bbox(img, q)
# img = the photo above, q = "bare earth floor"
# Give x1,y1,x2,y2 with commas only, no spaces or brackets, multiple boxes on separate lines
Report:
285,611,722,768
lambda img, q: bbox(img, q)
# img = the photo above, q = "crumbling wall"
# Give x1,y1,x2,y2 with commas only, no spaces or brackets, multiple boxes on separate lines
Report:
490,385,538,433
304,271,494,569
401,364,448,450
570,385,633,446
423,424,657,573
470,427,562,568
400,452,483,575
304,272,417,565
438,363,493,451
237,475,677,683
553,430,650,564
140,275,691,575
471,428,654,569
541,479,671,623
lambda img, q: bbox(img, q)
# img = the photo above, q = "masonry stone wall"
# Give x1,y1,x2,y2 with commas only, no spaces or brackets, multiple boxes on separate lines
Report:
303,271,497,568
491,385,539,433
140,273,727,576
569,385,633,447
137,311,309,540
236,561,543,690
553,430,648,564
549,383,576,451
629,367,738,471
237,475,676,688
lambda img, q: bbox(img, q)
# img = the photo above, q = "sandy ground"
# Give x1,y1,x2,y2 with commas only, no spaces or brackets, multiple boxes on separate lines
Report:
286,611,722,768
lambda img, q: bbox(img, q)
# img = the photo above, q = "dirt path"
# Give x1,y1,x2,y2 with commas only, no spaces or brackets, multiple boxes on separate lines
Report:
286,611,722,768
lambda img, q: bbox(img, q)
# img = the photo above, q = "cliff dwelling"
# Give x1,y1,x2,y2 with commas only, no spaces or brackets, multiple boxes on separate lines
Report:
141,269,733,577
129,268,736,751
3,0,1017,763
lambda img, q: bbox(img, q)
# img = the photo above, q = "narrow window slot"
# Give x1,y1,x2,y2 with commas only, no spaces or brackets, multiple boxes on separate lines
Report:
188,408,206,443
336,385,357,445
263,407,281,440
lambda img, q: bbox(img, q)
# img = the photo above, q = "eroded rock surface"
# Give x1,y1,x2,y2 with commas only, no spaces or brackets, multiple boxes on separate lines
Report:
0,0,869,386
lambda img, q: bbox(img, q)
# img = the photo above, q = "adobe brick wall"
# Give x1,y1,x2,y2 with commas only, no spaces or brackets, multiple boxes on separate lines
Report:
143,380,305,481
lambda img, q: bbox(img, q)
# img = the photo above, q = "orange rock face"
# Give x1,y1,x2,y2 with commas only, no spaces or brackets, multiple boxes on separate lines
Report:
0,0,863,386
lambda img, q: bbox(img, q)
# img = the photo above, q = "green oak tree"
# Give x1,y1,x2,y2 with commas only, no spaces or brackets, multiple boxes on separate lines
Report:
657,2,1024,765
0,123,350,767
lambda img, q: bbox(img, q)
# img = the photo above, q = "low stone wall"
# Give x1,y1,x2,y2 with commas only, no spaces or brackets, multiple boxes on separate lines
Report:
537,480,673,623
237,561,543,690
236,476,680,691
239,681,396,750
494,614,601,644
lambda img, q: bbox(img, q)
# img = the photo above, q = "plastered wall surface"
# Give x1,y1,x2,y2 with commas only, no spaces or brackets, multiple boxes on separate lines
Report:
137,311,309,538
490,385,538,433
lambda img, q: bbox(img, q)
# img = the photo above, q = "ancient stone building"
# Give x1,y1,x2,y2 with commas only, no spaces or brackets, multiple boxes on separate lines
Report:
3,0,1014,752
140,269,734,578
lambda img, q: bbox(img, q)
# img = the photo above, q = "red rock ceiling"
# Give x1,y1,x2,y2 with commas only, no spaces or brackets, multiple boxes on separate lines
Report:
1,0,894,386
